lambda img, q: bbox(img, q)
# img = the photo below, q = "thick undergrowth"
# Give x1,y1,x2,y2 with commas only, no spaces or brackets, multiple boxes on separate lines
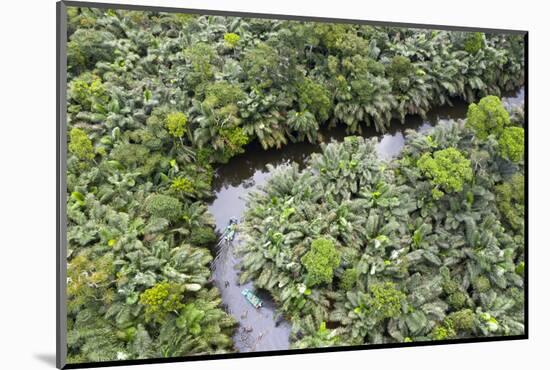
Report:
238,101,524,347
65,6,525,362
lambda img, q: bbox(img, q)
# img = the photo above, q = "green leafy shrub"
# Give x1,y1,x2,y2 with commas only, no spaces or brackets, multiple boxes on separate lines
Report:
496,174,524,231
515,262,525,277
431,323,456,340
171,177,195,194
466,96,510,139
447,309,475,332
145,194,182,221
340,268,358,290
183,43,217,91
67,251,115,311
64,10,525,359
288,110,319,143
189,227,217,246
292,321,341,349
301,238,341,286
314,23,370,56
242,42,280,89
365,282,406,320
221,126,249,159
473,275,491,293
464,32,485,54
69,73,110,111
386,55,414,91
297,78,331,122
223,32,240,48
204,82,245,108
110,143,149,168
69,128,95,161
139,282,184,323
448,291,468,310
498,126,524,162
67,29,115,70
165,112,188,138
417,148,473,198
176,303,205,335
441,277,460,295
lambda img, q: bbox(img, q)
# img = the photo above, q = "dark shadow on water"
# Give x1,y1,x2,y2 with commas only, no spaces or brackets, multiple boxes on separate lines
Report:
210,90,521,191
34,353,56,367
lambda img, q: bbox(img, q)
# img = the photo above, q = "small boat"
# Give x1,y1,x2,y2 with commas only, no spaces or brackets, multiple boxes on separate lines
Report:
223,218,238,242
241,288,263,308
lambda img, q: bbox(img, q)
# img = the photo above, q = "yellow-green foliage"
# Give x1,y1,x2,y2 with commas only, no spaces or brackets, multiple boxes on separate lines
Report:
366,282,406,319
417,148,473,198
67,251,115,311
301,238,341,286
447,309,475,332
431,323,456,340
223,32,240,48
448,291,467,310
496,174,525,231
69,128,95,161
464,32,485,54
69,73,110,111
515,262,525,277
171,177,195,194
314,23,369,56
165,112,188,138
139,281,185,323
466,95,510,140
67,7,96,29
223,126,249,152
431,309,473,340
498,126,524,162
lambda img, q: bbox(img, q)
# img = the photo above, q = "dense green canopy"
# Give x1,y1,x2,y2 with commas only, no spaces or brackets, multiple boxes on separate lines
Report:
238,100,524,347
65,5,524,363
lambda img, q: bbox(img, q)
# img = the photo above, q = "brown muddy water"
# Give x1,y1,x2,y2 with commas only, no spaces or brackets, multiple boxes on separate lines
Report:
208,88,524,353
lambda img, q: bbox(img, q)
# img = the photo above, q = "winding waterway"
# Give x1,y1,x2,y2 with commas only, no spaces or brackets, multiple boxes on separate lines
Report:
208,88,524,352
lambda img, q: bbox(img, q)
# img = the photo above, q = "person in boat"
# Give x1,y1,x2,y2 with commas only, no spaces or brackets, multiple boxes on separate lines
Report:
242,288,263,308
223,217,239,242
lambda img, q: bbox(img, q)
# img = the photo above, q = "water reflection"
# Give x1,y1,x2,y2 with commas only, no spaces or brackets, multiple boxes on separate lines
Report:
208,87,524,352
210,232,292,352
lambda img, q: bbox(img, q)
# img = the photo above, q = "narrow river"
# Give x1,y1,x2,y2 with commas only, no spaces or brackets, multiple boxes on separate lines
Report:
207,88,524,352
